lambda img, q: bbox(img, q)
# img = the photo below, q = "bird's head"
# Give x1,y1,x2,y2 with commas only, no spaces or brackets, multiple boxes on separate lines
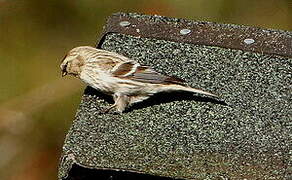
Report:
60,46,91,77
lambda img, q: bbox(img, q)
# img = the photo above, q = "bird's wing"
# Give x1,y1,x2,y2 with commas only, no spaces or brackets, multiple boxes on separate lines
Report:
86,49,130,72
94,49,130,63
111,61,185,85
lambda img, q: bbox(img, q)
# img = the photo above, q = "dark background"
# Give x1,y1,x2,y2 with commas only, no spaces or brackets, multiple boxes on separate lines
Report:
0,0,291,179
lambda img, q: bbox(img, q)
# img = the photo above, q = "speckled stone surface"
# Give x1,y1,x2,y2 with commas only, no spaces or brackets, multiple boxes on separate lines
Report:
59,19,292,180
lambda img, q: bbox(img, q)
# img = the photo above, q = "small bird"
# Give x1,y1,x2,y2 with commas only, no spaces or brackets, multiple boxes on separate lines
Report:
60,46,218,113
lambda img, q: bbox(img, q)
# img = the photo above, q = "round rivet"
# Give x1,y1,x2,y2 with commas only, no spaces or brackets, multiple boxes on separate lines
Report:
119,21,131,27
244,38,255,45
180,28,191,35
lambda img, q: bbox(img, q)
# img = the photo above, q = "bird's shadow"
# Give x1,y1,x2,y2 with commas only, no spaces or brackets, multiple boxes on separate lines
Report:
84,86,228,113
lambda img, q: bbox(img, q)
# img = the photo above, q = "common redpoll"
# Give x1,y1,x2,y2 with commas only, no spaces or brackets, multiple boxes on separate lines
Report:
60,46,218,113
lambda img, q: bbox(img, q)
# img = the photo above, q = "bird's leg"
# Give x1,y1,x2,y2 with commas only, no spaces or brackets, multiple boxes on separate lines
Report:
114,94,130,113
100,104,116,114
100,94,118,114
100,93,130,114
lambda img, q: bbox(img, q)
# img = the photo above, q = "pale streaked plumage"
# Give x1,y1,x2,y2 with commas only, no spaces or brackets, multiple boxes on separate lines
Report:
60,46,218,113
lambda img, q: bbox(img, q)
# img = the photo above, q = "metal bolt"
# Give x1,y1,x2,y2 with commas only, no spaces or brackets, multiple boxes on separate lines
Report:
244,38,255,45
119,21,131,27
180,28,191,35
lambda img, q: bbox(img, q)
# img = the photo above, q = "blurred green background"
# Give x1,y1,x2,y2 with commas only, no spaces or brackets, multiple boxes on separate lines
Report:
0,0,291,179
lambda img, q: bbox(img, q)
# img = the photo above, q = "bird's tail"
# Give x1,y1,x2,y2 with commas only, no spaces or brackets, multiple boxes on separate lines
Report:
161,84,218,98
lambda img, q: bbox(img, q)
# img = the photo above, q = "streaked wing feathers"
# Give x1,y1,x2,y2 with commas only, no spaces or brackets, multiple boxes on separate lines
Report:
112,61,185,85
132,68,185,85
111,61,136,76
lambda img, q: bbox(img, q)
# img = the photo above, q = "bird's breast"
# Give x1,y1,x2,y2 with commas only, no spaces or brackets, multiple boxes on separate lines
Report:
80,70,116,94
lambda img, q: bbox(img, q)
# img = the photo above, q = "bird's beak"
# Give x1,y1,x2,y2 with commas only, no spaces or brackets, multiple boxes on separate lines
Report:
61,61,68,77
62,71,67,77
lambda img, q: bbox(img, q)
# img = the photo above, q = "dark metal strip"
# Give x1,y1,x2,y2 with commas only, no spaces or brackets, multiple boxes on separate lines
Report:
97,13,292,58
